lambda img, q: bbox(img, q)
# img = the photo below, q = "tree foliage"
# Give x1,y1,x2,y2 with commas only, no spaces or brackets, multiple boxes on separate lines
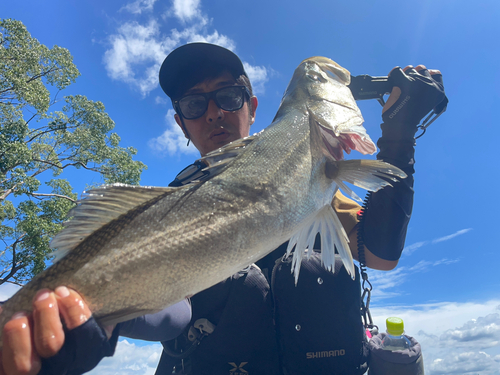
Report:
0,19,147,285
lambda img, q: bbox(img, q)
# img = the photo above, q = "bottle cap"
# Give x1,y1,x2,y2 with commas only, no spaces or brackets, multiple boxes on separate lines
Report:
386,317,405,336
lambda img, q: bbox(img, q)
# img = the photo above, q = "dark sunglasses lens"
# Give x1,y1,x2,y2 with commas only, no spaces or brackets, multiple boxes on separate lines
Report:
178,87,246,119
179,95,207,119
216,87,244,111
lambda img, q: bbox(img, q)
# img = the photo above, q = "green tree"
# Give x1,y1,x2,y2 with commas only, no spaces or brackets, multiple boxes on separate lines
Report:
0,19,147,286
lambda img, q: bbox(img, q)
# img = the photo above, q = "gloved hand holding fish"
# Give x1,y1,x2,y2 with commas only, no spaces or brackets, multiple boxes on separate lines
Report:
0,57,408,348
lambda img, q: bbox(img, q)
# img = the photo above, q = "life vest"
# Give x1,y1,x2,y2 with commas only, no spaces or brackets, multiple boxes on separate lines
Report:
157,248,368,375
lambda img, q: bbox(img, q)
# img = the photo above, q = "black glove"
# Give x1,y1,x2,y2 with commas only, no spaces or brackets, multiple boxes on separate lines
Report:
382,66,446,133
379,66,446,175
361,67,446,261
39,317,120,375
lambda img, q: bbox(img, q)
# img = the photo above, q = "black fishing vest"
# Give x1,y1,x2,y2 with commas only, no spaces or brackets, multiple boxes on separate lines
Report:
157,168,369,375
156,248,368,375
156,264,280,375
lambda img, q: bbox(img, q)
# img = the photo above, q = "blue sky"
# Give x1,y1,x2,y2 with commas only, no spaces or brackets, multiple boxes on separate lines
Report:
1,0,499,373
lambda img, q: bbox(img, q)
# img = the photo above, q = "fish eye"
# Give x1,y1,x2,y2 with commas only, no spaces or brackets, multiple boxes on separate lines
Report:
306,72,326,83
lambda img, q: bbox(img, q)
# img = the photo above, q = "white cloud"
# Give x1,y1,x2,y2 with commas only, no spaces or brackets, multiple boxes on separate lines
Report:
121,0,158,14
432,258,460,266
103,19,174,96
148,109,199,156
0,283,21,301
166,26,235,50
403,240,428,256
103,1,271,98
432,228,473,244
155,96,169,105
371,300,500,375
428,351,500,374
171,0,201,23
243,62,269,95
88,339,163,375
368,266,409,299
440,313,500,347
368,257,459,299
402,228,473,257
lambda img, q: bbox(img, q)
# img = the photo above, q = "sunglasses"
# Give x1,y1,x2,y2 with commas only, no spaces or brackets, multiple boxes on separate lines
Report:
174,86,250,120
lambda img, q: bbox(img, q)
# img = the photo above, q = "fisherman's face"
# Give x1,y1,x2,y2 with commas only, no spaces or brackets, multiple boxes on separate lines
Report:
174,71,258,156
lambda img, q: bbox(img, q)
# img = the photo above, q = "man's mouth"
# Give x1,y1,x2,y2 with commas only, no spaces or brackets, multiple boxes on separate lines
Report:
210,128,230,141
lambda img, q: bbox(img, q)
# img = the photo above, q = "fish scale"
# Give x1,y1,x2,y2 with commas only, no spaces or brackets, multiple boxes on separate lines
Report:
0,57,406,341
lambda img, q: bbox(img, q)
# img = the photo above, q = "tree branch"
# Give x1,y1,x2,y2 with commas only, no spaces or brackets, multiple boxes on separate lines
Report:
32,159,100,173
0,66,62,96
26,128,59,144
0,235,24,286
25,66,62,84
0,186,17,202
30,193,77,203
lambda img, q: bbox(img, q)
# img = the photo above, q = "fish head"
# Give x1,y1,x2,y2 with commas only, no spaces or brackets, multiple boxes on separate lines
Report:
280,56,377,160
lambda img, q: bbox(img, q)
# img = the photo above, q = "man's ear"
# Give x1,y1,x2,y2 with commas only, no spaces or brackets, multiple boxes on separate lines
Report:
174,113,189,139
249,96,258,125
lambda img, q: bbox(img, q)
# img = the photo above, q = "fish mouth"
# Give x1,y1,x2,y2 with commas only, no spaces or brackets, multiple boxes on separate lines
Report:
319,126,356,160
319,125,376,160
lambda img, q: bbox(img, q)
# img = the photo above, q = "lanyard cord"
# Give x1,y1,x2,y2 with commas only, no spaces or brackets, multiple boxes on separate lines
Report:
357,191,378,334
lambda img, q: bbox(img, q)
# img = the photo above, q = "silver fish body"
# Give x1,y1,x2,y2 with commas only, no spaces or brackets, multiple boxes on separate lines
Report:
0,57,405,336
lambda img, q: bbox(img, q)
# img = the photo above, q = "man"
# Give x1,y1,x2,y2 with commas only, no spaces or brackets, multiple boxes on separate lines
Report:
0,43,445,375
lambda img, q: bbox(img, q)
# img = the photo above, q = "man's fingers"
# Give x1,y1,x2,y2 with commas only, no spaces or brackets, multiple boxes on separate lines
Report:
2,313,41,375
32,289,65,358
391,65,440,76
428,69,443,85
402,65,415,72
405,65,441,78
0,287,92,375
55,287,92,331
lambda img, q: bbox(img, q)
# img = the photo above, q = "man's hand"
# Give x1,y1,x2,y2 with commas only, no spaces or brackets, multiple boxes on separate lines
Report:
0,287,100,375
382,65,445,133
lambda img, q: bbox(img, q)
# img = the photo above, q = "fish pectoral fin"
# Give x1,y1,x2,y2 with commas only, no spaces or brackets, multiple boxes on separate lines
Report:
327,159,407,202
51,184,177,262
199,133,261,177
286,204,355,285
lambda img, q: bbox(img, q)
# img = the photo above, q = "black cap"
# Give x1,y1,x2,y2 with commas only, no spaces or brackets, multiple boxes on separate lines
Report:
159,43,248,100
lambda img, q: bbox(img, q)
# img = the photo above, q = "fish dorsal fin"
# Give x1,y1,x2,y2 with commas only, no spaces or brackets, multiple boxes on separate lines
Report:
286,204,354,285
50,184,175,262
198,133,260,178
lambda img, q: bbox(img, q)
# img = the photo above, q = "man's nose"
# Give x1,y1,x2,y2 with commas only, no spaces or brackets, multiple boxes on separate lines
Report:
205,99,224,123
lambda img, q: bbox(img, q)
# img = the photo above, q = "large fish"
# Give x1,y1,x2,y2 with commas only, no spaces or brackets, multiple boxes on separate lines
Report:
0,57,405,338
